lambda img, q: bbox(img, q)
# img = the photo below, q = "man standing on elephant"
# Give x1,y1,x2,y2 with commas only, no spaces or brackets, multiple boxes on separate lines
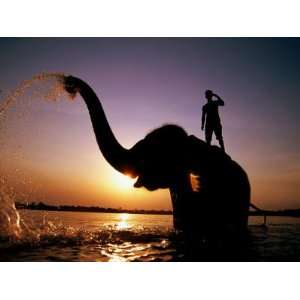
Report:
201,90,225,151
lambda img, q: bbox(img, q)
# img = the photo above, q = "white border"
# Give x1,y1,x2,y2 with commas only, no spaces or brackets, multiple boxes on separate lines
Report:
0,0,299,36
0,263,299,300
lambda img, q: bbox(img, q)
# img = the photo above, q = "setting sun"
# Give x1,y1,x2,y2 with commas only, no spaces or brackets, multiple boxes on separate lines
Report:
111,171,136,190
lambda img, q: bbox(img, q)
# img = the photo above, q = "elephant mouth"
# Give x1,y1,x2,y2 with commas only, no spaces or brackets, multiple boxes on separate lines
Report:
133,176,144,188
133,175,167,191
134,176,155,190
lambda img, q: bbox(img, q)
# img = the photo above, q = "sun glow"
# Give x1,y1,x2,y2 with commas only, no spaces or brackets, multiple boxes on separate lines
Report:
111,170,136,190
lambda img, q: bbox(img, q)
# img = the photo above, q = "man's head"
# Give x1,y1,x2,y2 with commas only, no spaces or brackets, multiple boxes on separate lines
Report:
205,89,213,101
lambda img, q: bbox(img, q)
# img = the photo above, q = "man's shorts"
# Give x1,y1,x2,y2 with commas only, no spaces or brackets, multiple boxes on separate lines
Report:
205,123,223,142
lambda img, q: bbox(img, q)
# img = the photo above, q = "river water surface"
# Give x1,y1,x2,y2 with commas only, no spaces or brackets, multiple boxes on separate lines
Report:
1,210,300,261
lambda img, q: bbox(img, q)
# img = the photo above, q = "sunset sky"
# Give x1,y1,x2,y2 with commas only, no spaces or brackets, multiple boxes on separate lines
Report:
0,38,299,210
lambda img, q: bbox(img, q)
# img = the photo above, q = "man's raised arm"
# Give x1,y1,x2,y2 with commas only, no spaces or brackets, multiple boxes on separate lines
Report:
213,93,225,106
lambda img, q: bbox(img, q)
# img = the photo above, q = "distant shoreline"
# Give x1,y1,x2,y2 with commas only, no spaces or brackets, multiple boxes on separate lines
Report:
15,202,173,215
15,201,300,217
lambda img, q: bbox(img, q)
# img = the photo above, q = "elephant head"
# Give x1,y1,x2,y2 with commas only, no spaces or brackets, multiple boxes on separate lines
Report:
130,124,192,191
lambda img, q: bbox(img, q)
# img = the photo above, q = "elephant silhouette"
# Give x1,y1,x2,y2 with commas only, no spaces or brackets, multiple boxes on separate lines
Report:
64,76,250,250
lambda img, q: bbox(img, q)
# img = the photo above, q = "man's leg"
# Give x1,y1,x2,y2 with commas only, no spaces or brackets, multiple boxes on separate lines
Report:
205,126,213,145
218,138,225,152
215,125,225,151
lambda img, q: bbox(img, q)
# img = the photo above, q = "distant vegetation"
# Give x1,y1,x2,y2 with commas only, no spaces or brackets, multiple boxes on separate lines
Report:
15,201,173,215
15,201,300,217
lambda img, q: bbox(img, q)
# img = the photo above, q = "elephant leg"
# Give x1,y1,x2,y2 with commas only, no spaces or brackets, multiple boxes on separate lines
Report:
170,189,185,231
169,173,194,232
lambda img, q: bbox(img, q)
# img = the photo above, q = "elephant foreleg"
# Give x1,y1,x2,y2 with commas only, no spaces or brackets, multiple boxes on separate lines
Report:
169,173,193,232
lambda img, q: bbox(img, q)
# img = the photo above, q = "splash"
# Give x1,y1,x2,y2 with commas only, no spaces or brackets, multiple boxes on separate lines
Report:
0,72,68,117
0,72,71,242
0,181,21,241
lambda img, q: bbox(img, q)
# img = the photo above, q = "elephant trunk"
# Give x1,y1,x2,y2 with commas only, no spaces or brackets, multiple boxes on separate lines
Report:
78,83,136,176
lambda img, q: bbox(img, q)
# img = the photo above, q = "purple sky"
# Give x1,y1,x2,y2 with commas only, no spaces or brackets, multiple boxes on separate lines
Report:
0,38,299,210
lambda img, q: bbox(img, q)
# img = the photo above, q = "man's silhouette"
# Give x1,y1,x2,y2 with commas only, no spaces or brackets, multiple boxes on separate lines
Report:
201,90,225,151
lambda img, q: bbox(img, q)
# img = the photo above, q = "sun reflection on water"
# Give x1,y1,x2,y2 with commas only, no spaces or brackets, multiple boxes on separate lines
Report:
116,213,131,230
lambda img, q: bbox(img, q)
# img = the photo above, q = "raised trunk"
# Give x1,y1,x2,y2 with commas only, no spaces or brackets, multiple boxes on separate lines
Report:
78,85,135,176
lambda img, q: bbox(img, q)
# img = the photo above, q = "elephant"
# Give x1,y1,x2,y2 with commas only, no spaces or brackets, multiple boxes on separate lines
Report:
64,76,251,251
